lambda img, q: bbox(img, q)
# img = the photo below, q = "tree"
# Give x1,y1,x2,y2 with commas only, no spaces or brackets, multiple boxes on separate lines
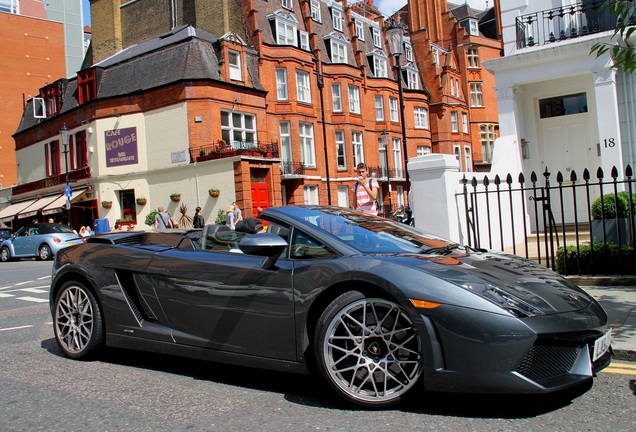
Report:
590,0,636,74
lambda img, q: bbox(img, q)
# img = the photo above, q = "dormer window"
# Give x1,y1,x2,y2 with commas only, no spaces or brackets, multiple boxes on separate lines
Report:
372,27,381,47
281,0,293,10
228,50,242,81
355,20,364,40
332,8,343,32
269,10,299,46
404,43,413,62
462,18,479,36
403,65,419,90
77,68,97,104
325,32,348,63
367,50,388,78
311,0,321,22
40,81,63,117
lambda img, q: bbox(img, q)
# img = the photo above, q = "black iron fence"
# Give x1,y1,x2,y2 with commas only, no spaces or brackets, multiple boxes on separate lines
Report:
458,165,635,275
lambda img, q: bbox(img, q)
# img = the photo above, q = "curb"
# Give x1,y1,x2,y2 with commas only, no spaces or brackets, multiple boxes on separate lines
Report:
566,276,636,287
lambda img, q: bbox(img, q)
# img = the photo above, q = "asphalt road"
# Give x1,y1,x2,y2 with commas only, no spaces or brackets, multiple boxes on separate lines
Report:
1,260,635,431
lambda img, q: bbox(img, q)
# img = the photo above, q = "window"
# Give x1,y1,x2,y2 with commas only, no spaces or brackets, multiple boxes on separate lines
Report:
303,185,319,205
348,85,360,114
372,27,381,47
311,0,321,22
332,8,343,31
372,55,388,78
276,68,288,100
300,122,316,167
451,111,458,132
470,82,483,107
40,82,62,117
77,68,97,104
432,47,439,65
296,70,311,103
405,43,413,62
281,0,293,10
480,124,496,163
275,19,297,46
72,130,88,169
417,146,431,156
375,96,384,121
355,20,364,40
389,97,398,122
352,131,364,166
0,0,19,13
414,107,428,129
450,78,455,96
299,31,310,50
228,50,242,81
397,185,404,207
280,122,292,166
392,138,403,177
221,111,257,146
406,69,419,90
467,46,479,68
335,130,346,170
332,83,342,112
46,140,61,176
455,80,461,98
337,185,350,209
454,145,461,161
469,19,479,36
330,39,347,63
378,135,388,178
539,93,588,118
462,113,469,133
464,146,472,172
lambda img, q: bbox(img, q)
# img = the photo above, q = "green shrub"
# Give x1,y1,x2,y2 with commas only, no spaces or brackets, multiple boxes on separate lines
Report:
215,209,226,224
556,242,635,275
145,209,158,227
591,193,630,219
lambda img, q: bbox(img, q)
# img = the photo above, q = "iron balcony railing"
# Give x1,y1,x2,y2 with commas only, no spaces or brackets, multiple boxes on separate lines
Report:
515,0,626,49
280,161,306,177
189,140,279,163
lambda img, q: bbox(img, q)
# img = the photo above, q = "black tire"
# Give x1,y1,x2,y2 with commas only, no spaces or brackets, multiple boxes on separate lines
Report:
53,281,104,360
38,244,52,261
0,246,11,262
313,290,423,408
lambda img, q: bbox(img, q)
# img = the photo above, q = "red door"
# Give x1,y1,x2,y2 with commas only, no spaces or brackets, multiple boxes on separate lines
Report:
251,170,270,217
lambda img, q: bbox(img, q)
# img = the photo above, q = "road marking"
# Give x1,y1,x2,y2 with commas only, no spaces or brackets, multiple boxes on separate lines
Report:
0,293,15,298
604,363,636,375
16,296,49,303
37,276,50,280
18,288,48,294
0,325,33,332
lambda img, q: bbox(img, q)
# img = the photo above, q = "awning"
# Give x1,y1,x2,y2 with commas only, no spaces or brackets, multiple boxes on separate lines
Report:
41,188,87,215
17,194,63,219
0,199,39,222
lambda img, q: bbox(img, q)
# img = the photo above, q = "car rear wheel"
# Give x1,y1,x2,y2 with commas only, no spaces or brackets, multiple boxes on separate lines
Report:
53,281,104,359
314,290,423,407
38,244,52,260
0,246,11,262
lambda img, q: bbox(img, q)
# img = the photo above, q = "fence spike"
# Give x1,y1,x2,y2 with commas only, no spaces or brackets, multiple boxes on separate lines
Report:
506,173,513,184
570,170,578,182
531,171,538,184
556,171,564,183
626,165,633,178
597,167,604,179
611,166,619,179
518,172,525,183
583,168,591,181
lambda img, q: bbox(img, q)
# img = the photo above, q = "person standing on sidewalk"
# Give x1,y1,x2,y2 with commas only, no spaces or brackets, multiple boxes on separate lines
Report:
352,163,380,215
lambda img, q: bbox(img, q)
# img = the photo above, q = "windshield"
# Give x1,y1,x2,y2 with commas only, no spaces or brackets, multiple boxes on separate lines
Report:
289,207,456,254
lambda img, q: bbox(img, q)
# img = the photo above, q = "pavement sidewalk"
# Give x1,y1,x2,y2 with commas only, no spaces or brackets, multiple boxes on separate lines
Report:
568,277,636,361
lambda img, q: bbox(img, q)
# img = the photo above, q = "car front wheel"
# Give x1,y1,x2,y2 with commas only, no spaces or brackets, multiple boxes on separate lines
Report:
0,246,11,262
313,290,423,408
38,244,52,260
53,281,104,359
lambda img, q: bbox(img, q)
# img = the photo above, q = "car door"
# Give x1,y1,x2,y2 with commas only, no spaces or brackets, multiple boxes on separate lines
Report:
13,226,36,256
146,246,296,361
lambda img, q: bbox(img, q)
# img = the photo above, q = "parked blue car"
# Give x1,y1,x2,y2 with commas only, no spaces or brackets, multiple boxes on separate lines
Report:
0,223,83,261
0,227,12,242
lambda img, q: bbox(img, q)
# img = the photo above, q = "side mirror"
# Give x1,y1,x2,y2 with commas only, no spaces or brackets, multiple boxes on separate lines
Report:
239,233,288,270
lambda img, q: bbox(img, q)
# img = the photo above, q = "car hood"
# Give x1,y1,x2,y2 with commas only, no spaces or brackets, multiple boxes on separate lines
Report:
383,249,594,316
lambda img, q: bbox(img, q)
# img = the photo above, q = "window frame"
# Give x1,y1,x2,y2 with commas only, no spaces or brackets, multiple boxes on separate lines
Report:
332,83,342,112
355,20,364,40
276,68,288,100
374,96,385,121
228,50,242,81
299,122,316,167
389,97,399,122
296,70,312,104
451,111,459,132
221,110,257,146
470,82,483,107
372,27,381,47
462,112,469,133
348,85,361,114
310,0,321,22
414,107,428,129
332,8,343,31
467,46,480,68
330,39,348,63
352,131,364,166
77,68,97,104
335,130,346,170
480,123,496,163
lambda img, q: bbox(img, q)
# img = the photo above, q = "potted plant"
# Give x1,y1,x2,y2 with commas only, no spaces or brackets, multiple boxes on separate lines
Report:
136,197,147,205
170,193,181,202
209,188,220,198
101,200,112,209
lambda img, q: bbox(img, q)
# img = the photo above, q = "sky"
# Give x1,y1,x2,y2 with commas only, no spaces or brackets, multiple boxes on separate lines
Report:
82,0,491,27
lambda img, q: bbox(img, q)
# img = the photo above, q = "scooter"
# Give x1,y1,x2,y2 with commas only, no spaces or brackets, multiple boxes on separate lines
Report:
391,206,413,226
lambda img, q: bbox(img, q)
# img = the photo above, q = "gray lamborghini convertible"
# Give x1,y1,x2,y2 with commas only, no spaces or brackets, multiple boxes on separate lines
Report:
49,206,612,407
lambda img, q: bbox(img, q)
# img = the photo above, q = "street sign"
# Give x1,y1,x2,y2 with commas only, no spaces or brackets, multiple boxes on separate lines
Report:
65,185,72,198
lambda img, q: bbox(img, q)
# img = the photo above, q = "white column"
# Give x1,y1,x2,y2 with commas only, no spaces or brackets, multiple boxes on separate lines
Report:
593,68,625,172
491,84,523,176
